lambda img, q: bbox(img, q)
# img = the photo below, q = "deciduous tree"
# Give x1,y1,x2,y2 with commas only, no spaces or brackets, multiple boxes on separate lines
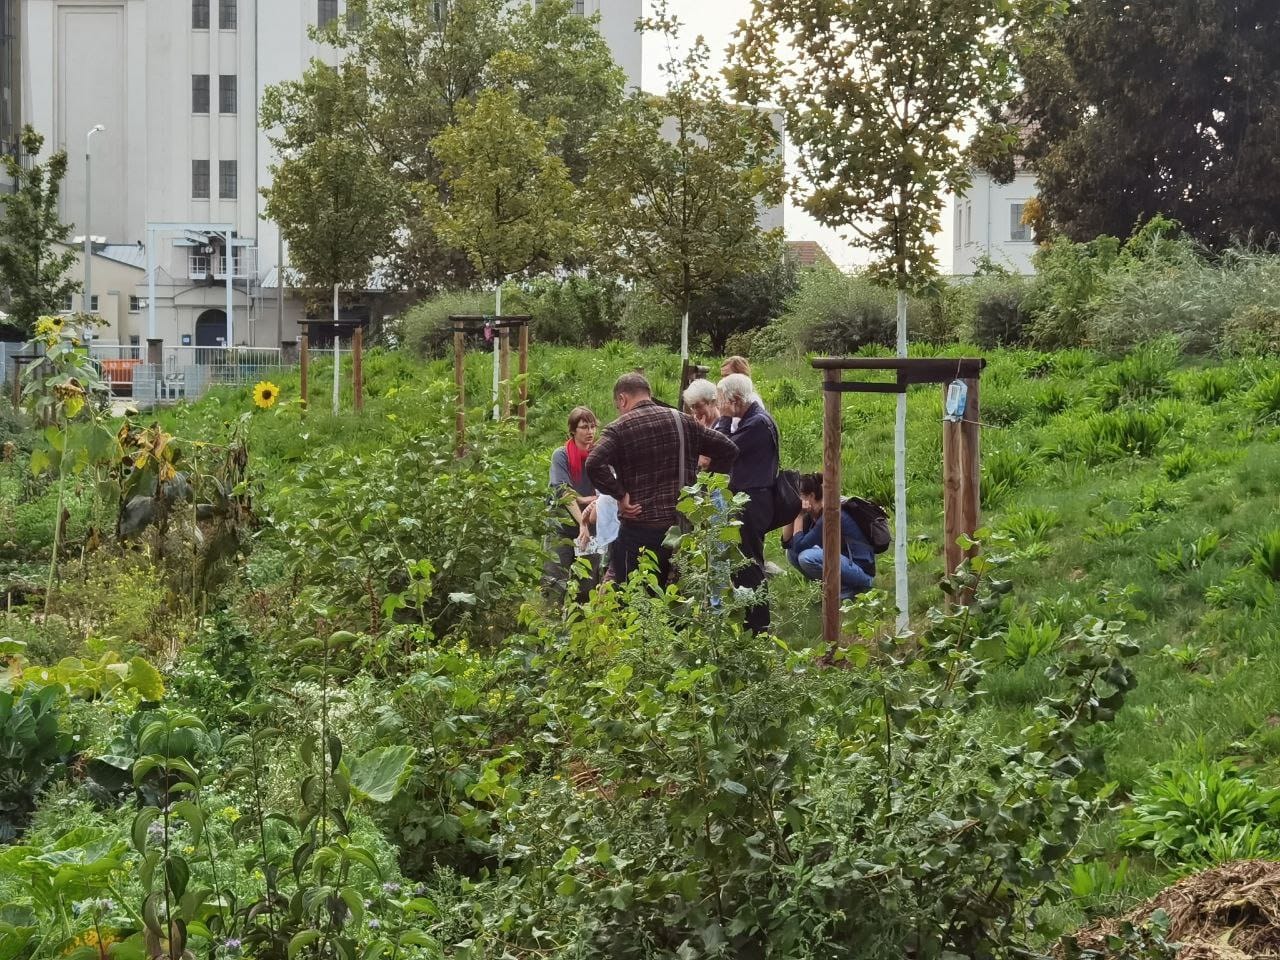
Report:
729,0,1030,625
0,128,80,338
1000,1,1280,248
587,2,785,360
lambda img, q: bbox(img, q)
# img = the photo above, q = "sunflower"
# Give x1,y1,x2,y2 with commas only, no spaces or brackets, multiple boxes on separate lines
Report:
252,381,280,409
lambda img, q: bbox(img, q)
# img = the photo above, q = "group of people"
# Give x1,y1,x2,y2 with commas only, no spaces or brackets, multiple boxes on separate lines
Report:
546,356,876,633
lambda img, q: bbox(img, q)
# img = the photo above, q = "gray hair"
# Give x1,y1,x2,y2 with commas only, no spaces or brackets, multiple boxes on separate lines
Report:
717,373,759,407
682,378,718,408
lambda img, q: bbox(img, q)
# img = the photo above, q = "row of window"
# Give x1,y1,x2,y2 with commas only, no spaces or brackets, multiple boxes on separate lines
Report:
954,201,1031,247
59,295,149,313
192,159,238,199
192,0,236,30
193,0,349,29
192,74,236,114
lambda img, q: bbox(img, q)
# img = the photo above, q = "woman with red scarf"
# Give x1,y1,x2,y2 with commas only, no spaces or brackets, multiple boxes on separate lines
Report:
545,406,600,599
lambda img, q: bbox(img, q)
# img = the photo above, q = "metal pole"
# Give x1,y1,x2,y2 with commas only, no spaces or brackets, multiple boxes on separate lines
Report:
225,229,233,350
277,229,285,343
84,124,104,328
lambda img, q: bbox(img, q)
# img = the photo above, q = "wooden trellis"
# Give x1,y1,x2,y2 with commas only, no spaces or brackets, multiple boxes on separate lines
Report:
450,314,533,456
813,356,986,646
298,319,366,415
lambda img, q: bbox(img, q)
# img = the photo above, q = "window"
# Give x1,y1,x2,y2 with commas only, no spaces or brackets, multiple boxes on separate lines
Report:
87,295,99,313
129,335,140,360
965,202,972,244
346,5,365,28
60,293,74,313
129,295,147,313
319,0,338,26
954,205,961,248
192,159,210,199
572,0,585,13
1010,202,1030,242
192,74,210,113
219,0,236,29
219,160,237,199
219,74,237,114
192,0,209,28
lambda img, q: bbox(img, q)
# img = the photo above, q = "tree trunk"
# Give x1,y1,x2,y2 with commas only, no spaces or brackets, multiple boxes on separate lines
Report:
894,286,909,631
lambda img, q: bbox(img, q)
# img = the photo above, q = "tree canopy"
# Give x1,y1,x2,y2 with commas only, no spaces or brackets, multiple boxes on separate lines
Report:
262,0,624,292
998,0,1280,248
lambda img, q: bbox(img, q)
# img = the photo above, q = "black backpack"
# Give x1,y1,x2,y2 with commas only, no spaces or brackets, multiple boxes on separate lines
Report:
841,496,891,555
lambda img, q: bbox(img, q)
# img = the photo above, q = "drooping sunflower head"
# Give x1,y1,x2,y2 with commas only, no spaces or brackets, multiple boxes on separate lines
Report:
252,381,280,409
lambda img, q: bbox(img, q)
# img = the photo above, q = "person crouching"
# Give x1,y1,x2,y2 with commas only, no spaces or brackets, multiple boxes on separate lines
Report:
783,472,876,601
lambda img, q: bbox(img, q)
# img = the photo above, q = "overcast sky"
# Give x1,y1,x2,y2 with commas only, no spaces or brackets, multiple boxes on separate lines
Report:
640,1,872,269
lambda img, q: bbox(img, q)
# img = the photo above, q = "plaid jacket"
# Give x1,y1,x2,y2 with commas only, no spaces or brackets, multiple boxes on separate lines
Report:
585,399,739,529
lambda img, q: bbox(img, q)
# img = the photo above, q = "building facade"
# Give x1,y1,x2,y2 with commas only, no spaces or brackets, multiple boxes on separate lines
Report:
949,167,1039,275
0,0,19,192
19,0,644,350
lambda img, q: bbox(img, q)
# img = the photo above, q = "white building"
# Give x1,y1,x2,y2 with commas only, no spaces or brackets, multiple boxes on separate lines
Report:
949,166,1039,275
0,0,19,193
18,0,644,350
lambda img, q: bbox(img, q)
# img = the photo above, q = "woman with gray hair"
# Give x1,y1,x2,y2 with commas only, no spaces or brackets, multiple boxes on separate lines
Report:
715,373,779,634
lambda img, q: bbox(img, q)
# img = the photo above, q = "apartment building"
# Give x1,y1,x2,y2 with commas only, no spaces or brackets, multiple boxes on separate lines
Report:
19,0,644,350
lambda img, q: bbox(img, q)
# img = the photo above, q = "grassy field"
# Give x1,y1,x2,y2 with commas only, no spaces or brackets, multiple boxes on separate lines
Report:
3,337,1280,952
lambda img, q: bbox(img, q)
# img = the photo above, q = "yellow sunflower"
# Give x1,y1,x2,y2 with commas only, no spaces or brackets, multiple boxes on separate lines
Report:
252,380,280,409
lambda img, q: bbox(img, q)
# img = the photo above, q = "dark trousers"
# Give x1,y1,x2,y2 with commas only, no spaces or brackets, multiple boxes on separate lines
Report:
734,486,774,634
612,522,673,587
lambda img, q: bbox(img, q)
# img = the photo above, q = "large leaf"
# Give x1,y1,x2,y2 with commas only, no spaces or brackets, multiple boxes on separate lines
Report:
346,745,415,804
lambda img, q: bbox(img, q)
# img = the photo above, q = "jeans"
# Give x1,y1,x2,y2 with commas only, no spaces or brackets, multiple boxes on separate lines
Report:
788,544,875,600
612,522,673,587
733,486,774,634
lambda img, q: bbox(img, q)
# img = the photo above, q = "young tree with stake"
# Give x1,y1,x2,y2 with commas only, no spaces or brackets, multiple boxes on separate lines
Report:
729,0,1031,626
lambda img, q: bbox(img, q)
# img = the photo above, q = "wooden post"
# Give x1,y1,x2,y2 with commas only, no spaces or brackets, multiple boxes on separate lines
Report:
352,325,364,415
454,329,465,457
498,328,511,418
822,367,843,648
942,378,982,578
299,331,309,411
518,321,529,438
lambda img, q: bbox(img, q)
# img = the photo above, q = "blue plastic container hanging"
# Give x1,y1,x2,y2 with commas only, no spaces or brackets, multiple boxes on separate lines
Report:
943,379,968,422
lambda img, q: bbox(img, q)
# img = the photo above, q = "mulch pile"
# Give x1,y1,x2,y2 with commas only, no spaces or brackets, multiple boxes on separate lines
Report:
1070,860,1280,959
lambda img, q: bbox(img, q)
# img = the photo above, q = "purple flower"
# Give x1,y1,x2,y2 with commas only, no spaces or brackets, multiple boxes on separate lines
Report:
381,882,401,895
222,938,243,956
367,919,382,931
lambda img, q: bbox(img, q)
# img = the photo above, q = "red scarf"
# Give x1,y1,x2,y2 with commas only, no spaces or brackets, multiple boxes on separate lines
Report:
565,438,589,486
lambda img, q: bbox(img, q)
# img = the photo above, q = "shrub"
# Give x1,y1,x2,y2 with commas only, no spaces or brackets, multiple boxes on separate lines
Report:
618,288,678,347
1093,339,1178,409
1025,233,1121,348
1222,304,1280,357
1119,760,1280,864
782,267,934,354
970,274,1034,348
397,289,496,358
0,681,73,839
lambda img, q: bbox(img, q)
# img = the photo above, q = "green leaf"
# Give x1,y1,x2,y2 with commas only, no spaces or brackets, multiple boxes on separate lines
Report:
347,745,415,804
288,930,322,959
125,657,164,700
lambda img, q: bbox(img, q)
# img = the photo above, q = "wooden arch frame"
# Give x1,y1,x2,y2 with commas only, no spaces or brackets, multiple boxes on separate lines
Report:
812,356,986,646
450,314,533,456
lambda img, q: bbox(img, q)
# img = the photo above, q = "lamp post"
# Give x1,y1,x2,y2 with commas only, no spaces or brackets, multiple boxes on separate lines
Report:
84,124,105,321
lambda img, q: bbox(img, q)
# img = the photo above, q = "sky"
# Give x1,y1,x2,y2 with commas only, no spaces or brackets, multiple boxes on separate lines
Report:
641,1,955,271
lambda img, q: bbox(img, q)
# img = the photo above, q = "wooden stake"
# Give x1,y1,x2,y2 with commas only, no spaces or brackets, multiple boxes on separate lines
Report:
942,378,982,579
518,322,529,437
454,329,465,457
822,367,842,648
499,328,511,418
352,325,364,415
299,332,309,411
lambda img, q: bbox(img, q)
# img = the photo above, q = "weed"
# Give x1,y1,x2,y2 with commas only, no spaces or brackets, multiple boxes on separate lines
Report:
1176,366,1238,404
1205,569,1277,609
1152,532,1220,576
1246,371,1280,423
1004,618,1063,664
1158,641,1211,671
1252,529,1280,581
1095,340,1178,409
982,446,1039,506
1074,410,1171,462
1161,447,1203,480
1068,857,1130,904
1001,507,1063,545
1119,759,1280,863
906,538,935,566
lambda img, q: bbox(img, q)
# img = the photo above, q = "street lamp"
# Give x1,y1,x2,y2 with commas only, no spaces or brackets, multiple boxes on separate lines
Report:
84,124,105,322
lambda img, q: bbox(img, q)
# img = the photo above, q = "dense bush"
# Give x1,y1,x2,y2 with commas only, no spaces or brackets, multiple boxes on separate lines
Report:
970,273,1035,347
784,267,901,353
396,289,495,358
